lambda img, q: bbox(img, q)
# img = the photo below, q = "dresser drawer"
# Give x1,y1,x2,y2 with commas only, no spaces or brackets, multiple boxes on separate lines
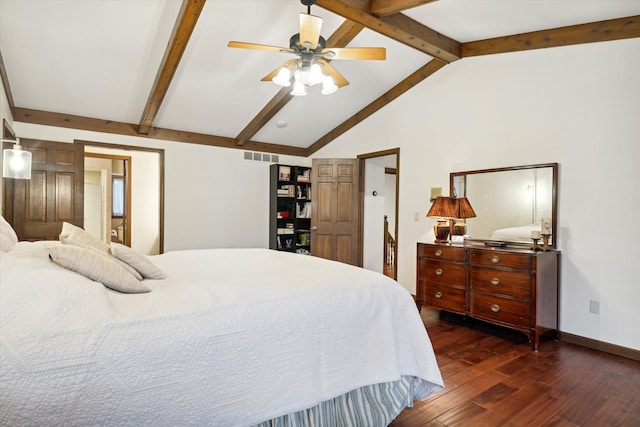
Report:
418,244,466,262
469,267,532,300
471,291,531,328
419,281,466,313
418,258,466,284
469,250,533,270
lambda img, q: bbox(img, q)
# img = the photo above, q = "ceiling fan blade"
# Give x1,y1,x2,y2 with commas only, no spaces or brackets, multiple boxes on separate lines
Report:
260,59,298,82
299,13,323,49
318,58,349,88
320,47,386,60
228,41,293,54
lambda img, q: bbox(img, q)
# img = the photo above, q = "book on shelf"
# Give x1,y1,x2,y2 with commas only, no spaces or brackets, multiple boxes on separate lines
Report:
297,169,310,182
296,185,311,199
296,201,312,218
298,232,310,246
277,228,295,235
277,185,295,197
278,166,291,181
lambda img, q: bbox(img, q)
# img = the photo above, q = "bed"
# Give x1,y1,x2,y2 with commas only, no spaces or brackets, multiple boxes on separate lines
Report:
488,223,541,242
0,219,443,426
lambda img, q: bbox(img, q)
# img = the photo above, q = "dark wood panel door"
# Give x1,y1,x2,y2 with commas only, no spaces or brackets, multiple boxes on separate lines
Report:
311,158,360,266
5,139,84,240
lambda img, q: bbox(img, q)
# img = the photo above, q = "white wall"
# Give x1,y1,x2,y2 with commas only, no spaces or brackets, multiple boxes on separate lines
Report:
314,38,640,351
363,156,385,272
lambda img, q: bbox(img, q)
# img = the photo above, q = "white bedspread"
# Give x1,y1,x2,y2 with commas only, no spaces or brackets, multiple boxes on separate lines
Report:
1,244,443,426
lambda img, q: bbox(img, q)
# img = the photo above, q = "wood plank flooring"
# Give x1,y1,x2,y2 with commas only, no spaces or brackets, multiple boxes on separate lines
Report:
390,310,640,426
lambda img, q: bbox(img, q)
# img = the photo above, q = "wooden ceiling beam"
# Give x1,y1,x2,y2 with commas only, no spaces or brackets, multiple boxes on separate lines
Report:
234,20,365,147
463,15,640,57
305,59,445,155
316,0,460,63
371,0,439,17
14,107,307,157
0,50,15,112
137,0,206,135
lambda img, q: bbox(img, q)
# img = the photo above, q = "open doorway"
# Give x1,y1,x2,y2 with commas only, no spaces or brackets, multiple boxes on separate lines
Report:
358,149,399,280
84,153,131,246
80,140,164,255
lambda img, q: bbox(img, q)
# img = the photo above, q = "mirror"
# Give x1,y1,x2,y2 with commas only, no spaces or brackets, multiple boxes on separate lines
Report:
450,163,558,248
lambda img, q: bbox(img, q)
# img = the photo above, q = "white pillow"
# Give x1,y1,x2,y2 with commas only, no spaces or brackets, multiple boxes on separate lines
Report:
1,233,15,252
110,243,166,279
48,245,150,294
59,222,111,254
59,223,142,279
1,215,19,252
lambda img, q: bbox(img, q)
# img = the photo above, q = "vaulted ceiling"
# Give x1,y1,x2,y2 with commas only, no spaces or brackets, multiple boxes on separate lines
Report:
1,0,639,157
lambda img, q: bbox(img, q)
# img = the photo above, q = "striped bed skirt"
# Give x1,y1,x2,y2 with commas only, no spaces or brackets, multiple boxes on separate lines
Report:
254,376,415,427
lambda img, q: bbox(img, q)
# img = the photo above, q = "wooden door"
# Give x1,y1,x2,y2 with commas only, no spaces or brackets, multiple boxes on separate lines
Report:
4,139,84,240
311,158,360,266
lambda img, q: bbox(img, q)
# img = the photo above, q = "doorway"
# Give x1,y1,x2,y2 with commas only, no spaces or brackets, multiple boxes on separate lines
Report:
80,140,164,255
358,149,399,280
84,153,131,246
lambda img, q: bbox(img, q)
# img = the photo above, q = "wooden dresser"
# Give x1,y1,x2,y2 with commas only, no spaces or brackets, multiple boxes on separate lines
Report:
417,242,559,350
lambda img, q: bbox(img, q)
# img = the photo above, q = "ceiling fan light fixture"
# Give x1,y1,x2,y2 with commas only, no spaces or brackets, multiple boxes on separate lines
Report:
272,67,292,87
321,75,338,95
308,63,323,86
229,0,384,96
291,80,307,96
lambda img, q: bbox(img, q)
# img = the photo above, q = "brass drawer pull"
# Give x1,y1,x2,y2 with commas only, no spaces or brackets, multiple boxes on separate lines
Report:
490,277,500,286
435,268,443,276
435,249,442,257
435,291,443,299
490,304,501,313
491,255,501,264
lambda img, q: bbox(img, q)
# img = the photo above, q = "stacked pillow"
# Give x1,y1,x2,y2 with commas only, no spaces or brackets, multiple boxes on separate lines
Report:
1,215,19,252
48,222,165,294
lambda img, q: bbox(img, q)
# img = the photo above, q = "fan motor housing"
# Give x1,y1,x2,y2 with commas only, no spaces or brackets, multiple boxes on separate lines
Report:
289,33,326,52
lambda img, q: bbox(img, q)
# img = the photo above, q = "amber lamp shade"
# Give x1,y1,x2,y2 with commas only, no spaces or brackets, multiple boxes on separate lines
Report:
426,197,457,243
452,197,476,236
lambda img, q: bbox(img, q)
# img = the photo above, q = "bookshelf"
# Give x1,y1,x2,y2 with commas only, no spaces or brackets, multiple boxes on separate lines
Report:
269,164,312,254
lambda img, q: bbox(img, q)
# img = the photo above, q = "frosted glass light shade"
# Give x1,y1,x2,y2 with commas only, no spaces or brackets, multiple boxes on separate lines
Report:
272,67,292,87
321,76,338,95
291,80,307,96
2,146,32,179
308,63,323,86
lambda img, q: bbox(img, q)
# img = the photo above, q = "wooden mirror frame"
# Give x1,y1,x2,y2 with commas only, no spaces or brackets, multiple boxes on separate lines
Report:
450,163,558,249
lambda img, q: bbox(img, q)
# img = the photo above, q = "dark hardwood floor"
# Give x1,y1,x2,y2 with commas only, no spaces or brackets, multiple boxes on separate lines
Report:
391,310,640,426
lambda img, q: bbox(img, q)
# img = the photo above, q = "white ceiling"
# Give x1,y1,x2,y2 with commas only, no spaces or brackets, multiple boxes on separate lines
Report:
1,0,639,151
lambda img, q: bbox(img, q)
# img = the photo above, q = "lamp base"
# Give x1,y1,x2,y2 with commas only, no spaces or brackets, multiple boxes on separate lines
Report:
452,219,466,236
433,220,450,243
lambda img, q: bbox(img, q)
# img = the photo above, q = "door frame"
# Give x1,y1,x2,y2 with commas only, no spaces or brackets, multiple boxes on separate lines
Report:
357,148,400,280
2,119,17,219
78,140,165,254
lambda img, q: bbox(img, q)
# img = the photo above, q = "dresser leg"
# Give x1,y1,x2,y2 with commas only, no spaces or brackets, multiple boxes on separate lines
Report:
531,332,540,352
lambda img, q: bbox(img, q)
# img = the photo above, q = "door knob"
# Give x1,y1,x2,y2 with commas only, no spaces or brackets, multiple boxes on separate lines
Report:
311,226,318,231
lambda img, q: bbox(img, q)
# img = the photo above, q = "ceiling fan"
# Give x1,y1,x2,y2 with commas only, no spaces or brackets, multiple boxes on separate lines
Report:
227,0,386,96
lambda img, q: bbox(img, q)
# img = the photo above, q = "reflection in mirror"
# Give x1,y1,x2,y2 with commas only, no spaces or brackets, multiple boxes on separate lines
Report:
451,163,557,248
